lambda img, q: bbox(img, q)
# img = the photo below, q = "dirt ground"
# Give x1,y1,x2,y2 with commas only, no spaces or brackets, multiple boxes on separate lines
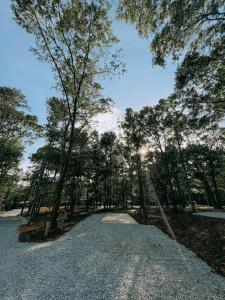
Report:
17,212,92,242
130,209,225,278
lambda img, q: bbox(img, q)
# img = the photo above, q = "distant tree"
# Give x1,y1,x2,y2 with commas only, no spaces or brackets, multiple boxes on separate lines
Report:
184,143,225,208
121,108,146,214
0,87,40,205
100,131,116,208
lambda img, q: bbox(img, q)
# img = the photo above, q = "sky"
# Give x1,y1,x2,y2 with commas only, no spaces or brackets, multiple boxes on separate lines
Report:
0,0,177,167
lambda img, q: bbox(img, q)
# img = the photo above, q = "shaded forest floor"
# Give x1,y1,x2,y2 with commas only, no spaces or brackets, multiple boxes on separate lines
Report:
17,211,94,242
130,209,225,278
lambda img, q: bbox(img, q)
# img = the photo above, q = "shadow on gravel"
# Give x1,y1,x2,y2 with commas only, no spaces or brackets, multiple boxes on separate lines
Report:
1,214,225,299
130,209,225,278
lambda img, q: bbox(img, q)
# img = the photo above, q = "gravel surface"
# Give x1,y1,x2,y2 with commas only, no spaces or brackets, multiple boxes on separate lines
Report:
194,212,225,219
0,209,21,218
1,213,225,299
101,213,137,224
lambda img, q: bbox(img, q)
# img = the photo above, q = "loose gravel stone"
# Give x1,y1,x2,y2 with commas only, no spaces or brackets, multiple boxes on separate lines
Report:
1,214,225,299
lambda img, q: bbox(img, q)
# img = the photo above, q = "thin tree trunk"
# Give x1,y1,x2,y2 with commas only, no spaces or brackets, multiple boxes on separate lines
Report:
136,154,145,216
208,152,221,208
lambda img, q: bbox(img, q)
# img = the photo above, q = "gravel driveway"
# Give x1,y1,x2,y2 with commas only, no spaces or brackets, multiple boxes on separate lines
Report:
194,212,225,220
1,213,225,299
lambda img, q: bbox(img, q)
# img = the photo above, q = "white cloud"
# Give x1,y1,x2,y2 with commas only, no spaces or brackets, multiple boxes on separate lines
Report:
19,159,32,172
92,107,122,134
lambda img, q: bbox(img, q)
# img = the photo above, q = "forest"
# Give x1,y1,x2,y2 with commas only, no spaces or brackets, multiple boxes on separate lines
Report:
1,0,225,225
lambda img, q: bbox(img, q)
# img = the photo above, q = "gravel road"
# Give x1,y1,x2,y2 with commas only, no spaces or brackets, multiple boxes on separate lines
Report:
1,213,225,299
0,209,22,218
194,211,225,220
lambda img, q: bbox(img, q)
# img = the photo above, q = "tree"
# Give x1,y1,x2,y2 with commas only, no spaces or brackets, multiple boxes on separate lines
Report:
175,51,225,120
121,108,146,214
0,87,39,205
100,131,116,208
12,0,123,227
184,143,225,208
118,0,225,66
118,1,225,119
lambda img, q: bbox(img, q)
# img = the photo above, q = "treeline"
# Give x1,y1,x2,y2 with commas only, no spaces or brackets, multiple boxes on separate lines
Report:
28,96,225,216
1,87,225,219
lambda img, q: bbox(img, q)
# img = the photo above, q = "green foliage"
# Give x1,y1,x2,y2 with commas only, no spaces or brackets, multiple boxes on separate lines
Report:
118,1,225,119
6,1,225,217
0,87,40,207
0,87,40,183
175,50,225,120
118,0,225,66
12,0,123,106
12,0,124,223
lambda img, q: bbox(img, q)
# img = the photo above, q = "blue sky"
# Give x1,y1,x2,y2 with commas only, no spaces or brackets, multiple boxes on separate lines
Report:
0,0,177,166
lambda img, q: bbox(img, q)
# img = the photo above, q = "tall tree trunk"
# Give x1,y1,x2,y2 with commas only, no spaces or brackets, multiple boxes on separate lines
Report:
29,162,46,222
51,118,76,228
174,128,194,211
208,152,221,209
155,133,177,209
136,154,145,216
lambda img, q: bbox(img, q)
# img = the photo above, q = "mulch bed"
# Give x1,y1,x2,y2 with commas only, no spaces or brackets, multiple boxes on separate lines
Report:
17,212,92,243
130,209,225,278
